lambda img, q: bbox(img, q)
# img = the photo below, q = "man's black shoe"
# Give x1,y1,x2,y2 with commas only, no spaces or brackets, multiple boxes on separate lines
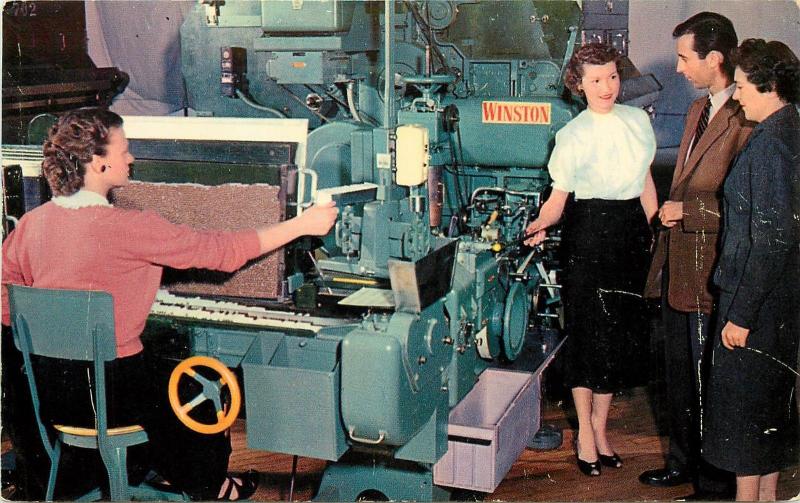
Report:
639,467,691,487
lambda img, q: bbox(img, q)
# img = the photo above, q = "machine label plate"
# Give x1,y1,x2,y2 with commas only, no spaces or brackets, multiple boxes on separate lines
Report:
376,152,391,170
481,101,551,125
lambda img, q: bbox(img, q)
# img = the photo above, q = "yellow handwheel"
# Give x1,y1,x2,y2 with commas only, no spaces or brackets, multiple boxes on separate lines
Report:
168,356,241,434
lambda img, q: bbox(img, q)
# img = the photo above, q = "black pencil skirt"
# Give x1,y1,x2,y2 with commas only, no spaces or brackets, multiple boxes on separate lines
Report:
559,197,651,393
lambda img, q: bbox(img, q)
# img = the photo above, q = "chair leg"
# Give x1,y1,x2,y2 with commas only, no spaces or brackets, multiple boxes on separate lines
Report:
75,487,103,502
99,446,129,501
45,441,61,501
130,484,190,501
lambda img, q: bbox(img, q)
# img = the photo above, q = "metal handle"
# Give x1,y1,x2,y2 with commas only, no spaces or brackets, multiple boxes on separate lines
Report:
296,167,319,213
348,426,386,445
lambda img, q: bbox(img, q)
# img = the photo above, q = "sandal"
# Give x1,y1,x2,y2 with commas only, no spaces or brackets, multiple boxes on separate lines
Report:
216,470,259,501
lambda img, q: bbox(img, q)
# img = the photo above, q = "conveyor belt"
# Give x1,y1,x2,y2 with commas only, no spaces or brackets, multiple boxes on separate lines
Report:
151,290,354,332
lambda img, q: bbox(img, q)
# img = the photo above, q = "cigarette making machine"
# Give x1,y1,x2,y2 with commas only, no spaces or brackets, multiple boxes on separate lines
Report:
1,1,661,500
168,3,589,499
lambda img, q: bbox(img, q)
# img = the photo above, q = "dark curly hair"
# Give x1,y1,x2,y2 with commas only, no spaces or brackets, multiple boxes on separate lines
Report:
673,12,738,80
42,108,123,196
731,38,800,104
564,43,621,95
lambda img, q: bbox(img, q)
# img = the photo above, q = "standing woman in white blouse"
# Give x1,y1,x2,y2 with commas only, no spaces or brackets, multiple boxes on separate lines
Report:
525,42,658,477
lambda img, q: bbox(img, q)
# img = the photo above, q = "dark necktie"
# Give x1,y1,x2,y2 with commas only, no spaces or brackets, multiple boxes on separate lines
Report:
694,99,711,143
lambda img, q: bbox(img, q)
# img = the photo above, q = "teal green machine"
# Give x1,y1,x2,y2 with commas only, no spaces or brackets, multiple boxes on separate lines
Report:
152,1,604,500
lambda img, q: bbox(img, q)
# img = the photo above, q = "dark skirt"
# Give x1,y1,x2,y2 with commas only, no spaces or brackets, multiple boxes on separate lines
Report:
27,339,232,500
560,197,651,393
702,289,799,475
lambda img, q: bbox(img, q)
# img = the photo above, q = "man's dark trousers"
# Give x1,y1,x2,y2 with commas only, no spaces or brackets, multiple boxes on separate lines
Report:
661,277,733,495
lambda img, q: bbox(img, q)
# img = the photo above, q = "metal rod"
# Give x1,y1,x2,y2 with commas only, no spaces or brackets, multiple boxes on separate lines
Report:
383,0,395,127
307,251,334,295
288,455,298,501
425,44,432,76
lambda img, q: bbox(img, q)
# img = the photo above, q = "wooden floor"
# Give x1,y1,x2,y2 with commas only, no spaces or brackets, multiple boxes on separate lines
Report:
225,386,800,501
2,385,798,500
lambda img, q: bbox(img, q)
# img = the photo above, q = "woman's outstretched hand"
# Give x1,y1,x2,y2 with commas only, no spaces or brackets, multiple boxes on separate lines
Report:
298,201,339,236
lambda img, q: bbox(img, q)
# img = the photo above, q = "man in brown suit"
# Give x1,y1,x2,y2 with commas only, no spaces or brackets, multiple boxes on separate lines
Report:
639,12,753,499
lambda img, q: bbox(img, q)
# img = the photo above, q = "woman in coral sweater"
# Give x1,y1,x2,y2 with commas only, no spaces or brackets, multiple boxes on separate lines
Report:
1,107,337,500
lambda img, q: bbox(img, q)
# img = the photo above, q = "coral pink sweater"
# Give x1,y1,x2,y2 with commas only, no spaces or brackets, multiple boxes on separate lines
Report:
2,198,261,357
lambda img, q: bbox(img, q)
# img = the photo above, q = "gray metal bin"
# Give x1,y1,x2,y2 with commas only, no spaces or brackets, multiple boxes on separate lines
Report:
242,335,348,461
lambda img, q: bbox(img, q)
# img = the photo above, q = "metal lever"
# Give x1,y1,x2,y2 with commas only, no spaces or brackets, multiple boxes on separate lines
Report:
536,261,558,300
307,251,333,295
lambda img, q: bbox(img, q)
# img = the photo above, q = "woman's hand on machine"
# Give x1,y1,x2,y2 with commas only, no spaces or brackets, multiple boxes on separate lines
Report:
298,201,339,236
524,220,547,246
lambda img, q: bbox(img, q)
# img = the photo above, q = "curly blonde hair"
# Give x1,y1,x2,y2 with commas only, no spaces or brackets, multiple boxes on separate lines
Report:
564,43,621,96
42,108,123,196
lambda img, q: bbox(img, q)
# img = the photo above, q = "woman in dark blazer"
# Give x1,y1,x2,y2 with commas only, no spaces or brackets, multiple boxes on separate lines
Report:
703,39,800,501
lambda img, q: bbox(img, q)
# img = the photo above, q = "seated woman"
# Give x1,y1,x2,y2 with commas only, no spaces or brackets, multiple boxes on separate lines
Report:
703,39,800,502
1,107,338,500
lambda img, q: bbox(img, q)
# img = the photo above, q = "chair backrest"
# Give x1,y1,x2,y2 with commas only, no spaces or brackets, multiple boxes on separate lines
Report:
8,285,117,362
7,285,118,454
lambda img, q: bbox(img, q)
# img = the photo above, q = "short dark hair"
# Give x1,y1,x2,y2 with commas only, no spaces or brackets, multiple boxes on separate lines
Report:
42,107,124,196
732,38,800,104
673,12,738,79
564,42,621,95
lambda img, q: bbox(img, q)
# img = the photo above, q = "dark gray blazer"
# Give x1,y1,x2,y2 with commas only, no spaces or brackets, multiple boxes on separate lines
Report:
714,104,800,329
704,104,800,475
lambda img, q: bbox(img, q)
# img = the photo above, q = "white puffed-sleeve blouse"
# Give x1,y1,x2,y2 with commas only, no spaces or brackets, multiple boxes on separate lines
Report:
548,104,656,200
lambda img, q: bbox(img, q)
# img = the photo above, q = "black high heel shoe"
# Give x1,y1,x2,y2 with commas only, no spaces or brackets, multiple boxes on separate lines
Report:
573,439,601,477
577,457,602,477
215,470,259,501
599,452,623,468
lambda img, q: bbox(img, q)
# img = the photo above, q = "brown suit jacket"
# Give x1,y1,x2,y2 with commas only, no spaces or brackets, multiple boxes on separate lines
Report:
644,96,753,313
